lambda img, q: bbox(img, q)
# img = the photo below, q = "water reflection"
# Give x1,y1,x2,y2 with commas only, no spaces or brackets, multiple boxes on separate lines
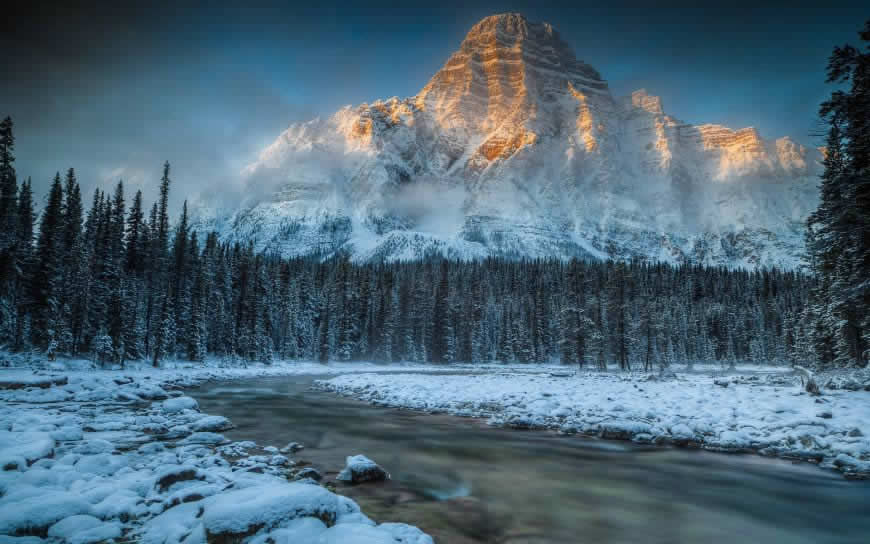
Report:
192,375,870,544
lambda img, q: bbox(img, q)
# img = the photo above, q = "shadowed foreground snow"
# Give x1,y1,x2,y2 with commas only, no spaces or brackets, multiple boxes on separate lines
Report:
318,368,870,478
0,361,434,544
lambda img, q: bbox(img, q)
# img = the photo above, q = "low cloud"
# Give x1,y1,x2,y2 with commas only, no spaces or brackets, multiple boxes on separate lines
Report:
386,179,467,238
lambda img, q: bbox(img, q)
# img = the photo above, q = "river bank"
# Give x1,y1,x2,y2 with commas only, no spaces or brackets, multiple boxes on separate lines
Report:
318,368,870,479
0,361,436,543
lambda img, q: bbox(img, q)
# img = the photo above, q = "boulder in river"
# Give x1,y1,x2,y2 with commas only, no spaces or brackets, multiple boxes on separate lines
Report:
280,442,304,453
336,455,389,484
295,467,323,481
161,396,199,413
191,415,233,432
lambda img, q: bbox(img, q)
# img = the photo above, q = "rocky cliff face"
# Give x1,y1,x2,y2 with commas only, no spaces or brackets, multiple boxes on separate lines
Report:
198,13,820,268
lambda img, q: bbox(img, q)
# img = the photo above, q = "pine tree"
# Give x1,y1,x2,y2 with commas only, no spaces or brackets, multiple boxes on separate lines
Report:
0,117,18,257
431,260,450,362
317,295,330,363
105,181,126,364
808,20,870,367
16,179,34,251
151,162,172,367
608,262,632,370
125,190,145,275
12,178,35,349
187,231,207,362
0,117,19,300
55,169,83,353
31,174,65,348
170,200,190,354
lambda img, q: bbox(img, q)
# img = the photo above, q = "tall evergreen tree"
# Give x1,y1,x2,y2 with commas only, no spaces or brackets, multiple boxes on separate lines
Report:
0,117,17,256
125,190,145,275
807,20,870,367
151,163,172,367
0,117,18,294
31,174,65,348
431,260,450,363
12,178,35,349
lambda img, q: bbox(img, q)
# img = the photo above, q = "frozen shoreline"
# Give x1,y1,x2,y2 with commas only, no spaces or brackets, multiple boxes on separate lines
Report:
0,360,438,543
317,368,870,479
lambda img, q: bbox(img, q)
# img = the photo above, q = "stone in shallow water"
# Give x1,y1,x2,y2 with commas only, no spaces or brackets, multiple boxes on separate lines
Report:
191,415,233,432
336,455,389,484
280,441,304,453
295,467,323,481
178,432,228,446
269,454,291,466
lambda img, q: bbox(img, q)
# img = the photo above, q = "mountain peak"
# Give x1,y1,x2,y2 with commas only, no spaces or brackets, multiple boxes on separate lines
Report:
415,13,607,136
466,13,536,38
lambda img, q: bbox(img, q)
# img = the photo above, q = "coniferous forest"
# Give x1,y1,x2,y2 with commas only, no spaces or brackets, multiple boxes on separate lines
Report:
0,125,814,369
0,23,867,370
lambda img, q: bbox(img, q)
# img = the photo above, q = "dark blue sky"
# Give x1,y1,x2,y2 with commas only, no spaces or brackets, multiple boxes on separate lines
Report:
3,1,866,212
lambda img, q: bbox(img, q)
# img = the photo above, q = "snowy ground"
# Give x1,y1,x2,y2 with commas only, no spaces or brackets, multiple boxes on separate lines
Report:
318,367,870,478
3,358,869,544
0,359,436,544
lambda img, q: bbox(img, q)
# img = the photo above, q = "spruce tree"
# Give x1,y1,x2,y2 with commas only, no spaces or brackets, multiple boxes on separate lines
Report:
0,117,17,255
125,190,145,275
12,178,35,349
808,20,870,367
0,117,18,291
431,260,450,362
31,174,65,348
151,162,172,367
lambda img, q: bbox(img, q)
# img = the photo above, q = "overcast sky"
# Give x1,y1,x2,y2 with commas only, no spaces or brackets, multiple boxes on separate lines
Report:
3,0,866,214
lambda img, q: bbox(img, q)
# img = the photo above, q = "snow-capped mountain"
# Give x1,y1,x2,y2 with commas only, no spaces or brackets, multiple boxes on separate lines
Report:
198,13,821,268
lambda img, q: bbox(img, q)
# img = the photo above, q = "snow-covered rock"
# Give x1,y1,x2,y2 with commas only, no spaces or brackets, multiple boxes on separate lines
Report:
161,396,199,413
0,375,68,390
295,467,323,481
0,431,55,471
47,515,122,544
280,441,304,453
0,491,93,536
178,432,228,446
191,415,233,432
336,455,389,484
200,483,340,539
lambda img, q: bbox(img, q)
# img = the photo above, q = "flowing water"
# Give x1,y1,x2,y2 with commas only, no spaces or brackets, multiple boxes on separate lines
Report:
191,374,870,544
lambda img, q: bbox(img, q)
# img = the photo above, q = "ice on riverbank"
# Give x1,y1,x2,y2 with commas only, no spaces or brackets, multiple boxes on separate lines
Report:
0,364,434,543
318,369,870,478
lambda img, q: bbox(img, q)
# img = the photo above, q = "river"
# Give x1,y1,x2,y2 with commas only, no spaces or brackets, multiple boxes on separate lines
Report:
191,374,870,544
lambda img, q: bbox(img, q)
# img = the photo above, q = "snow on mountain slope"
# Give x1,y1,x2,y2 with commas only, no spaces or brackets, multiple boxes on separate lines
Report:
197,13,821,268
